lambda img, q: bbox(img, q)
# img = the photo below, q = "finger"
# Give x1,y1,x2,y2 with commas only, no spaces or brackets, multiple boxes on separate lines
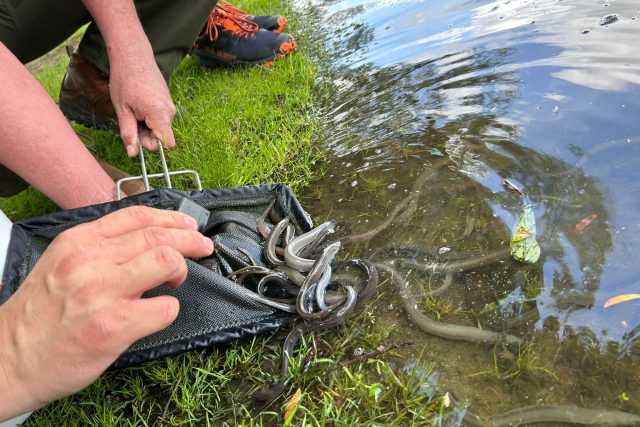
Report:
116,107,140,157
102,226,213,262
123,296,180,342
138,124,159,152
86,206,199,238
146,115,176,149
115,245,189,297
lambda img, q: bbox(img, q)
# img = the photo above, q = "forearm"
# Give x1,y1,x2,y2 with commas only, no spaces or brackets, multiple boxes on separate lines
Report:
80,0,176,151
0,42,116,209
81,0,154,67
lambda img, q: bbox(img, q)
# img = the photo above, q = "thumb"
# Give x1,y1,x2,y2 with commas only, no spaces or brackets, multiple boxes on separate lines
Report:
117,107,140,157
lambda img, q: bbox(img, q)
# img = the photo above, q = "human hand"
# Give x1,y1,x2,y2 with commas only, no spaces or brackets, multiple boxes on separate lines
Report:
0,206,213,420
109,53,177,157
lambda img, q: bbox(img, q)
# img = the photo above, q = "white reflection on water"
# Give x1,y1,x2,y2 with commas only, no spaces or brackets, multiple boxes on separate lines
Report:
331,0,640,91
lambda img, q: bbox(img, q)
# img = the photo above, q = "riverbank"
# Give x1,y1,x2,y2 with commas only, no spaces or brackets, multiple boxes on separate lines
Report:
1,1,324,424
1,2,444,426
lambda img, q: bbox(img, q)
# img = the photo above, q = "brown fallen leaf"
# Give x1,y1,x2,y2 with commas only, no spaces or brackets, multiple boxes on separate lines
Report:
572,214,597,236
284,388,302,421
604,293,640,308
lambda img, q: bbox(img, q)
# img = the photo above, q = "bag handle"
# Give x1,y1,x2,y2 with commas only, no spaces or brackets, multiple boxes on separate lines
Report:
115,138,202,200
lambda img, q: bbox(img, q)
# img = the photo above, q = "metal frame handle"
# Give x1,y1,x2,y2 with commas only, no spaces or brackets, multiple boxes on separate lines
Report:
115,138,202,200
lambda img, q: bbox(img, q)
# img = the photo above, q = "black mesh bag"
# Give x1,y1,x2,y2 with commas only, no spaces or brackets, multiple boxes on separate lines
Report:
0,184,312,368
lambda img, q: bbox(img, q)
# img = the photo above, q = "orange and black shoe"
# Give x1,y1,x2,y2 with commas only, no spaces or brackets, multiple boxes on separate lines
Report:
216,1,288,33
193,7,297,68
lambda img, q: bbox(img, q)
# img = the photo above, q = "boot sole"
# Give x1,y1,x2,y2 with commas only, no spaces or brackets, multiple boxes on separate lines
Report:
196,51,283,68
59,95,118,132
195,38,297,69
196,45,297,68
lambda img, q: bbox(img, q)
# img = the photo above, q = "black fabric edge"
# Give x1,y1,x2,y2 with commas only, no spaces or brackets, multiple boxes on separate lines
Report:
112,313,293,368
10,183,312,233
1,226,29,301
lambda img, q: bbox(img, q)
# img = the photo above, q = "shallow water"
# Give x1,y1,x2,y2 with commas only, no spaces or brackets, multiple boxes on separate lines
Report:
294,0,640,422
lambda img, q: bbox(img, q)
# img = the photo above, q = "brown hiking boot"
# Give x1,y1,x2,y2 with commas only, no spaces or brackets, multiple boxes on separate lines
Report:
80,143,147,196
96,158,148,197
59,47,118,131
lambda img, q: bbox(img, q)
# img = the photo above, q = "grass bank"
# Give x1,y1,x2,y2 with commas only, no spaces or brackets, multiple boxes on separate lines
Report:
3,2,444,426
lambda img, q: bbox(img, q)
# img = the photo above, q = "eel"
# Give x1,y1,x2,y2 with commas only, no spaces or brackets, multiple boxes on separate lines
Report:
374,262,522,346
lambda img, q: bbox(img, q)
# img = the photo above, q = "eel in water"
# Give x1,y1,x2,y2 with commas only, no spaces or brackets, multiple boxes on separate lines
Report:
374,262,522,346
392,247,512,274
463,404,640,426
375,261,639,425
340,193,415,245
339,157,454,245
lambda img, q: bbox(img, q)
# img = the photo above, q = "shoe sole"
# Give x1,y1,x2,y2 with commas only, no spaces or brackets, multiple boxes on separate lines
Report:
197,51,282,68
59,95,118,132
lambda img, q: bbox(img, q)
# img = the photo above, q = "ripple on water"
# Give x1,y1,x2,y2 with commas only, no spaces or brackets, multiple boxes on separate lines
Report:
302,0,640,419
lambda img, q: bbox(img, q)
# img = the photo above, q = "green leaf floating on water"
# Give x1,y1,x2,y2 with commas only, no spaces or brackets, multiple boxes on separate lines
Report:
510,196,540,263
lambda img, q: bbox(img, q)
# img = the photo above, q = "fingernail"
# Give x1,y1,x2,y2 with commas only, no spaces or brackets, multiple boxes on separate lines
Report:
183,215,198,229
203,236,214,253
126,144,136,157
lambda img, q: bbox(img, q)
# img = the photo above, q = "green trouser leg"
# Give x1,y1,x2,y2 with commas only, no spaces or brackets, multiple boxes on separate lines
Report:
0,0,216,196
78,0,217,81
0,0,216,79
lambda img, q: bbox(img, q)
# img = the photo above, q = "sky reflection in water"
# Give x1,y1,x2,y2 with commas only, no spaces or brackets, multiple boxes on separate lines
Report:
296,0,640,354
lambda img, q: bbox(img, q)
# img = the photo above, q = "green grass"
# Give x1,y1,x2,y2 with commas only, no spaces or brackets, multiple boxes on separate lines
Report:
2,2,445,426
25,290,439,426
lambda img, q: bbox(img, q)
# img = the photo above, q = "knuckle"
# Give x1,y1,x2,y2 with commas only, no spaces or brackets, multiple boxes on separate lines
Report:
154,246,182,271
126,206,154,226
120,127,136,142
89,312,121,344
144,227,172,246
54,252,86,278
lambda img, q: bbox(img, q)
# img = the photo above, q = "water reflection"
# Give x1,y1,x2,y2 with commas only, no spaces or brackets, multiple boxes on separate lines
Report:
295,0,640,418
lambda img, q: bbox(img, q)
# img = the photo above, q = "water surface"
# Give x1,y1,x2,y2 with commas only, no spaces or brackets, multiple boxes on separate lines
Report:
295,0,640,422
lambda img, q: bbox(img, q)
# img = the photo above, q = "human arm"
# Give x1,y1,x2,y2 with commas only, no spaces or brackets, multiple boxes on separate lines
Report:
0,206,214,420
81,0,177,156
0,42,117,209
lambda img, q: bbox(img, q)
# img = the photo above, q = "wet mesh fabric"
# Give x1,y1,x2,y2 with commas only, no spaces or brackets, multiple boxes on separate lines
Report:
0,184,312,368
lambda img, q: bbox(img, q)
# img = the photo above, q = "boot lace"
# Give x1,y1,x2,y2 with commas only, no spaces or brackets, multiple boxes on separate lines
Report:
201,5,258,42
216,1,250,17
